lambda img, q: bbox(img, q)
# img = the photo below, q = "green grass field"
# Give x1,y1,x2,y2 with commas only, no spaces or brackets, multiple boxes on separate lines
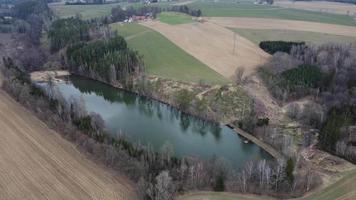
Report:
178,169,356,200
157,12,194,25
111,23,228,84
190,0,356,26
231,28,356,45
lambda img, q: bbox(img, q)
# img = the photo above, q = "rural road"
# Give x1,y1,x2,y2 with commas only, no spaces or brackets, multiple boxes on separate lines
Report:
0,83,135,199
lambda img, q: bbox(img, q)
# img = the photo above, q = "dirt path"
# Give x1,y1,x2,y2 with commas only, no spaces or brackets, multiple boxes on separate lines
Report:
274,0,356,16
208,17,356,37
0,85,136,199
141,20,270,78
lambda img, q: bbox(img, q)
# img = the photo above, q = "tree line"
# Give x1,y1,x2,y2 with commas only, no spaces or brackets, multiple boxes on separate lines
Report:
259,41,305,55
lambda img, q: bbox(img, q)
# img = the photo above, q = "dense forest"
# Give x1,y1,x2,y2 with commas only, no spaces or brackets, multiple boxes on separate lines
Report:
48,18,90,52
66,35,144,86
260,43,356,162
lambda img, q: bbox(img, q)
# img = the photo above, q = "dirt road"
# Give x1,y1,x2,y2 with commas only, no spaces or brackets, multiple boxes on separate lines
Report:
208,17,356,37
0,87,135,199
142,21,269,78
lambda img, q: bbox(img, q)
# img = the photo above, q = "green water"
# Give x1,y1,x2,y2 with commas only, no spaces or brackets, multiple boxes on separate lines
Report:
55,75,271,168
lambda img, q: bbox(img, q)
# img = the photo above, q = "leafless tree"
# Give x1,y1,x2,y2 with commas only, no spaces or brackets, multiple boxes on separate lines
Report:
234,67,245,85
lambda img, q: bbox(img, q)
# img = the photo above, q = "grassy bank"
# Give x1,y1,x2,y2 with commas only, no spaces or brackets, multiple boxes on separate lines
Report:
231,28,356,45
111,23,228,84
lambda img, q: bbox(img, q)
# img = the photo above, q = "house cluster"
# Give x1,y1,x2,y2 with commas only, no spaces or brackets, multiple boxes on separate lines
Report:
254,0,273,5
123,13,153,23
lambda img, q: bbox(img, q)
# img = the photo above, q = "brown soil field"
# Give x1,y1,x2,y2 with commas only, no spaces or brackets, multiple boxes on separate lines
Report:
0,82,136,199
208,17,356,37
142,21,270,78
275,0,356,16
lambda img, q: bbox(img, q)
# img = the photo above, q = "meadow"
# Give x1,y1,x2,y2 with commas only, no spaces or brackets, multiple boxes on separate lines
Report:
157,12,194,25
111,23,228,84
231,28,356,45
190,0,356,26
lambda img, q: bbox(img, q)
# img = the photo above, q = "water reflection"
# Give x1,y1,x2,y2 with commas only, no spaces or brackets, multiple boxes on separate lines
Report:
53,75,272,168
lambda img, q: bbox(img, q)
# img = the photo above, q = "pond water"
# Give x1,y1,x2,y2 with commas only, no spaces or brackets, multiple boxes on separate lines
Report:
52,75,271,168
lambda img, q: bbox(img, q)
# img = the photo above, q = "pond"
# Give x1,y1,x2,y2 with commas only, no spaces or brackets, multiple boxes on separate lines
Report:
51,75,272,168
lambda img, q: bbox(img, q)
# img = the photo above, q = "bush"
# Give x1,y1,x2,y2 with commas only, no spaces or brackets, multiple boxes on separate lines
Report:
175,89,194,111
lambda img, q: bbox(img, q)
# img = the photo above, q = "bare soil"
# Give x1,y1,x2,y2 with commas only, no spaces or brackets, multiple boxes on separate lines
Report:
275,0,356,16
208,17,356,37
0,78,136,199
30,70,70,83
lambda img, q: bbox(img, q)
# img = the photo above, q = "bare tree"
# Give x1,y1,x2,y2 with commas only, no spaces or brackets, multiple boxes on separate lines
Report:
234,67,245,85
155,171,175,200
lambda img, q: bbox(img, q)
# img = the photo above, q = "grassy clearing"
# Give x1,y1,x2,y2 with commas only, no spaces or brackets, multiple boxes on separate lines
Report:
111,23,228,84
190,0,356,26
157,12,193,25
231,28,356,45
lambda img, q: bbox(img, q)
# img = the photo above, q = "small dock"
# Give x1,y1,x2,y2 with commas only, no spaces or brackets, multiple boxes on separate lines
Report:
227,124,284,160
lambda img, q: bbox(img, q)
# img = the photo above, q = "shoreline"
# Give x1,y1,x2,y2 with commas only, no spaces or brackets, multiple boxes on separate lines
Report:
31,70,283,160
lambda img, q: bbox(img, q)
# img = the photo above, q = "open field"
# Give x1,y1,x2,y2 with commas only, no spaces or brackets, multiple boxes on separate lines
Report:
111,23,228,84
275,0,356,16
190,0,356,26
158,12,194,25
0,83,135,199
231,28,356,45
142,20,269,78
209,17,356,37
